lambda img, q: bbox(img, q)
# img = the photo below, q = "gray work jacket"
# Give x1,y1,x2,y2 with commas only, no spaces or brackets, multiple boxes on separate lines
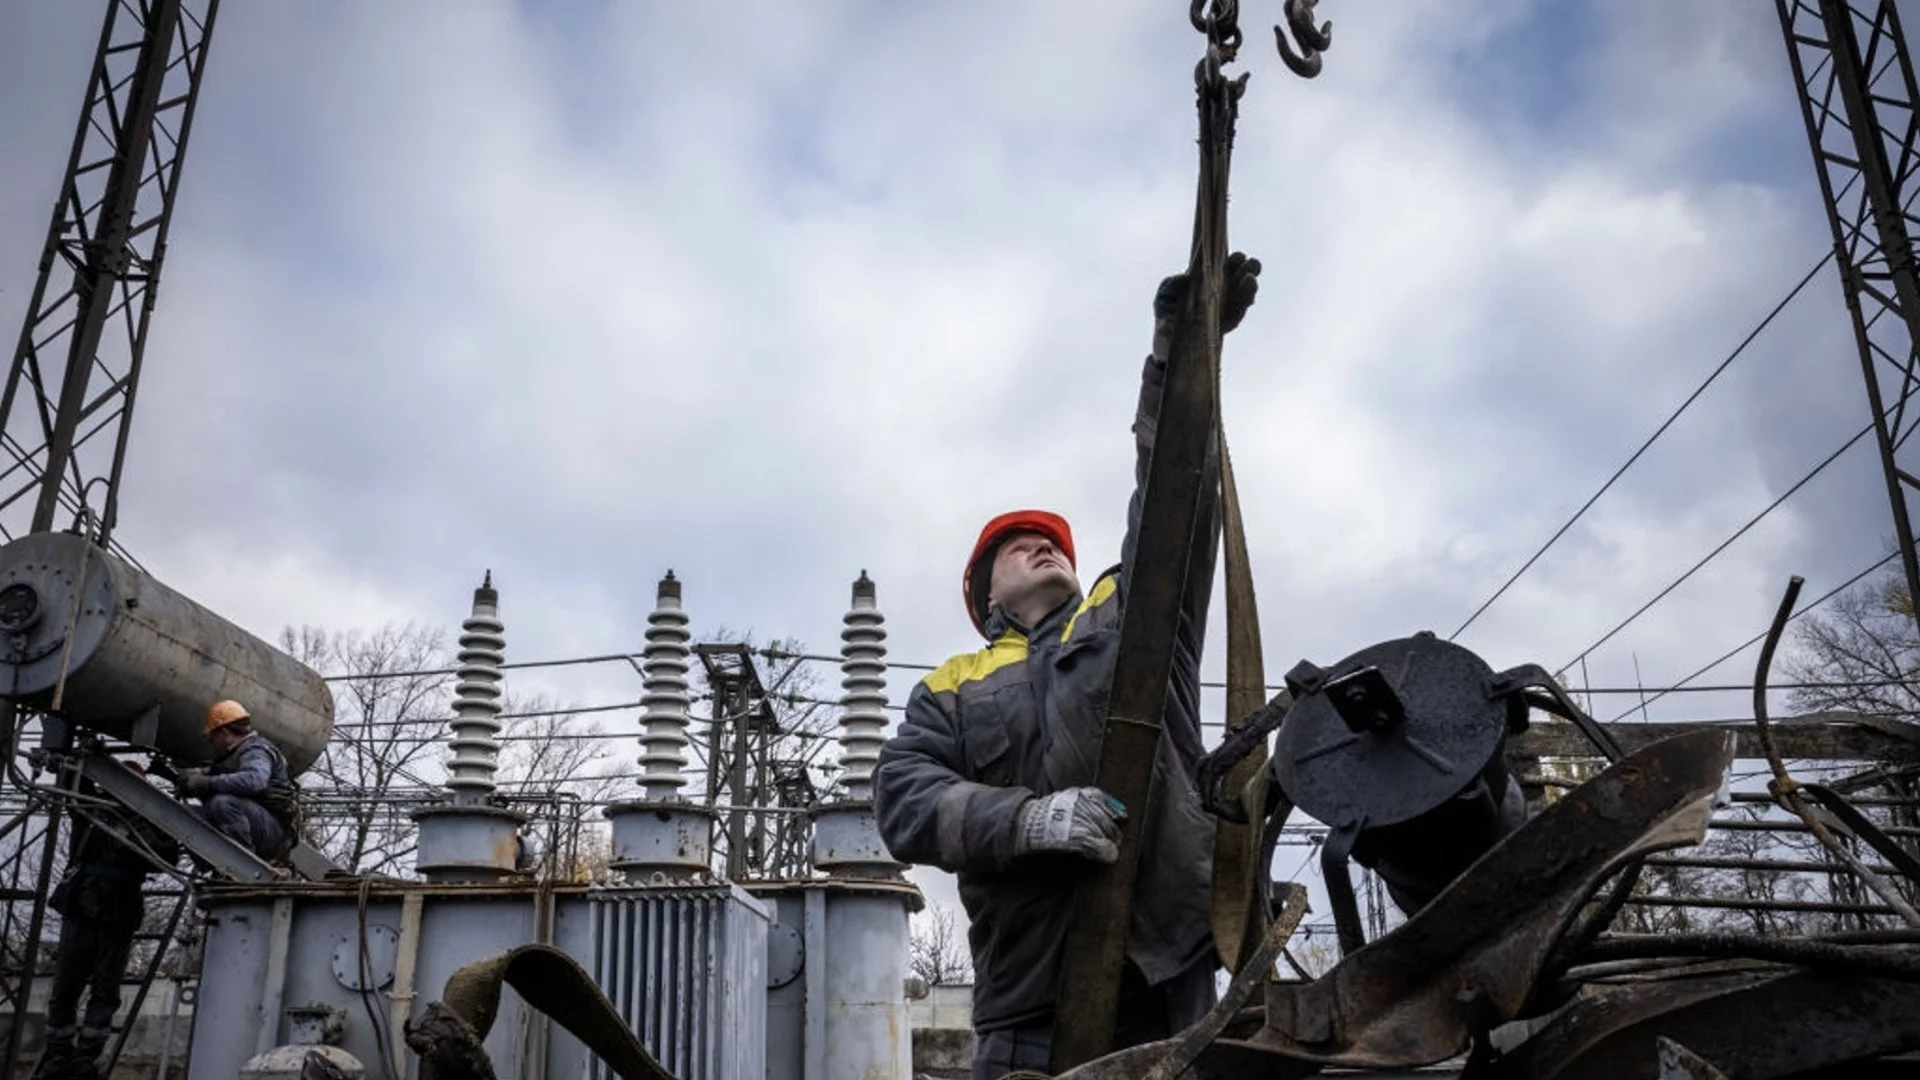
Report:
874,308,1222,1032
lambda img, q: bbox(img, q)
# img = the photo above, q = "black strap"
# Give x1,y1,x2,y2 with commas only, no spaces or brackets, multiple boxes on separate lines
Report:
1049,26,1246,1073
415,944,675,1080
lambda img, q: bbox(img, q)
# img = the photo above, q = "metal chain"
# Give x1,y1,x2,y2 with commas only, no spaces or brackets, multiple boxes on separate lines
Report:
1190,0,1245,64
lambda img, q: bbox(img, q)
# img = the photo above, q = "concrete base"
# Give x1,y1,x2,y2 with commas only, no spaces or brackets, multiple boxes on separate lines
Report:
604,800,717,881
410,803,527,883
809,801,903,877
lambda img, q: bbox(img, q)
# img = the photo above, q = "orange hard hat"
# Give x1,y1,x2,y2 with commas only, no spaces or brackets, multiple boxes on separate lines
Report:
963,510,1076,637
203,699,250,735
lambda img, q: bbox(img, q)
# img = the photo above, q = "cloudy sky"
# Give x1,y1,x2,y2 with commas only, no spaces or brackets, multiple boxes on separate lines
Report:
0,1,1905,926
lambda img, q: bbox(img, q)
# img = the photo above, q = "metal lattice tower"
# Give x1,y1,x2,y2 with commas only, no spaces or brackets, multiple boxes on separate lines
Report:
1779,0,1920,623
0,4,218,1075
637,572,693,801
0,0,220,553
445,572,505,801
837,571,888,800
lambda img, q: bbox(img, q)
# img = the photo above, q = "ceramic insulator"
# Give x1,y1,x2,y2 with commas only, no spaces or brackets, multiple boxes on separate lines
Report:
838,571,889,799
446,571,505,801
638,571,694,800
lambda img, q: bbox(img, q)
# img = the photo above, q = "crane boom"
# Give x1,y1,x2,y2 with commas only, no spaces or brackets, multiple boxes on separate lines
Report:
1778,0,1920,626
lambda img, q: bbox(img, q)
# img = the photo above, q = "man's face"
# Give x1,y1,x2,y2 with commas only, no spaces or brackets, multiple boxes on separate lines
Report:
988,531,1081,617
208,725,244,755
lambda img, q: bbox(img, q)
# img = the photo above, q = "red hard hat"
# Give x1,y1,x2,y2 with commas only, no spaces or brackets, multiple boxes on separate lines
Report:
963,510,1076,637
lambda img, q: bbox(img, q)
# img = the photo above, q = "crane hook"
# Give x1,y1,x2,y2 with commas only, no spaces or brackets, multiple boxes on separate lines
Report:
1274,0,1332,78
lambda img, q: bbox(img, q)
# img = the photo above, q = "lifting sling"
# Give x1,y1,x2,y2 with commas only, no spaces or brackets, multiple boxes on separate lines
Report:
1049,1,1330,1069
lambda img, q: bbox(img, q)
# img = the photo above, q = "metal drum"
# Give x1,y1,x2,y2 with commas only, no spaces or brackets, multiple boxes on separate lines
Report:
0,530,334,774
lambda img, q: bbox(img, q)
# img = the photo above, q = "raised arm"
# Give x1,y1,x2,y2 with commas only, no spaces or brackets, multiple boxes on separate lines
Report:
1116,255,1260,758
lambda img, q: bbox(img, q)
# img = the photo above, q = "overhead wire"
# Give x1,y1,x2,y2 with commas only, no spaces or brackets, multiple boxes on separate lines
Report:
1449,252,1835,641
1560,422,1874,675
1604,549,1902,722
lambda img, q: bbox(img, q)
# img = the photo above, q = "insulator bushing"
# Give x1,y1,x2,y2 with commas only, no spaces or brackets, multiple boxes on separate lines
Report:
838,571,889,799
445,572,506,801
638,571,693,800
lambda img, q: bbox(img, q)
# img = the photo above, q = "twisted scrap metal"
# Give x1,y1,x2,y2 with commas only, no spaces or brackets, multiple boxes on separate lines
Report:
1753,576,1920,927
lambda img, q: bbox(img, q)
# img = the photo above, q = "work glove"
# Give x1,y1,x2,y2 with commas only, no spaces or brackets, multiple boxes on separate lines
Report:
1012,787,1127,864
1154,251,1262,333
176,769,211,798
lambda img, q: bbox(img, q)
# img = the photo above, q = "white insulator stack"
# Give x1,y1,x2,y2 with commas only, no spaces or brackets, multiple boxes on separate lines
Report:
446,571,505,802
637,571,693,801
838,571,889,800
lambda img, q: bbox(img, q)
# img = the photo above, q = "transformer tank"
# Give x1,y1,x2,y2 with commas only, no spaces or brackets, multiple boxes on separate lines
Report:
0,530,334,774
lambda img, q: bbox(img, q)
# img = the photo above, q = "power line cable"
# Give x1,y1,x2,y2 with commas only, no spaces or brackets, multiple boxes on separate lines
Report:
1450,252,1834,641
1605,549,1901,722
1561,422,1873,674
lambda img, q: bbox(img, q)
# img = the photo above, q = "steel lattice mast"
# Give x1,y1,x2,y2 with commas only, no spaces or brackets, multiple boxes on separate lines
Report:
0,0,220,553
0,4,218,1076
1778,0,1920,625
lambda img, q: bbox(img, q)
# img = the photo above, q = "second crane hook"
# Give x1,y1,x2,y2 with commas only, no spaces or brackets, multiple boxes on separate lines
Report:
1275,0,1333,78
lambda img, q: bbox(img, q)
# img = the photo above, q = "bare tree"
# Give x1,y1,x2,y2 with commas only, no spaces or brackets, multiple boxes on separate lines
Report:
497,692,625,806
1782,572,1920,913
1785,574,1919,721
908,903,973,987
283,623,451,876
495,691,626,880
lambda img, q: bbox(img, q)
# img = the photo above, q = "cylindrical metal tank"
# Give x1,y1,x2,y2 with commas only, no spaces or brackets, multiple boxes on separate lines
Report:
0,531,334,773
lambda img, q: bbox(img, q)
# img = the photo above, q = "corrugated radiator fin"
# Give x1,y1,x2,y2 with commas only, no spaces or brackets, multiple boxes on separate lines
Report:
588,887,768,1080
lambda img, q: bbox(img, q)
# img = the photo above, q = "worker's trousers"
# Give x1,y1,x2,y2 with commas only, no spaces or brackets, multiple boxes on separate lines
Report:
971,955,1217,1080
200,794,289,860
46,908,141,1040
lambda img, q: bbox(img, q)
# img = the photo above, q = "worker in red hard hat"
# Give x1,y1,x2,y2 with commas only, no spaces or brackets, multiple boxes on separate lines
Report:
875,253,1261,1079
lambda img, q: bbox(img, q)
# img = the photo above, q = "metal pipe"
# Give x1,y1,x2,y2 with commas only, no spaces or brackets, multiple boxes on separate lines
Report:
1646,855,1904,876
1622,894,1898,916
1709,817,1920,836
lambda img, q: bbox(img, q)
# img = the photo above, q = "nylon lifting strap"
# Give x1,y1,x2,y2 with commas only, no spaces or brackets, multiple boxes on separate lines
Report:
1049,32,1255,1072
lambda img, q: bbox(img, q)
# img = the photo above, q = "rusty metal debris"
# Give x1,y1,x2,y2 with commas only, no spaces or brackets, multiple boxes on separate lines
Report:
1482,965,1920,1080
1219,728,1734,1072
1082,589,1920,1080
1751,576,1920,926
1039,729,1735,1079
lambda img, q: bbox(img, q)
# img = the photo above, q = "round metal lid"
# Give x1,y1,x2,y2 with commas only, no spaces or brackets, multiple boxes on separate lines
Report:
1272,632,1508,829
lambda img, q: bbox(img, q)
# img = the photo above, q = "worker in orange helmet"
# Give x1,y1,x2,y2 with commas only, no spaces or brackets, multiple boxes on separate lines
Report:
875,253,1261,1078
174,700,300,862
